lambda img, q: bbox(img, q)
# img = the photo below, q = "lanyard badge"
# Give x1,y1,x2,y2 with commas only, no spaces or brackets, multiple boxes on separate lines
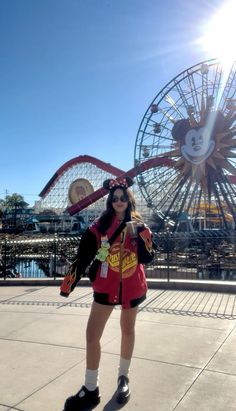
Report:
95,236,110,278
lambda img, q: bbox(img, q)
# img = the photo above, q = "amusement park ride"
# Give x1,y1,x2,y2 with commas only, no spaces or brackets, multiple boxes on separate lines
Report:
39,59,236,232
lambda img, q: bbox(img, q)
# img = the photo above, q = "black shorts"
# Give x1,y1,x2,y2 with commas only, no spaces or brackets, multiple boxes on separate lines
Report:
93,283,146,308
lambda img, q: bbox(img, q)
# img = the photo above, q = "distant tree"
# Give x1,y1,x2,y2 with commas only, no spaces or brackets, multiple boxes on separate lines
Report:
0,193,29,228
0,207,3,222
0,199,5,225
4,193,28,210
0,198,5,208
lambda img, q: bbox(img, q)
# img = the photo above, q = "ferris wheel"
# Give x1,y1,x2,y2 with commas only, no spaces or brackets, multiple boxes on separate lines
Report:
134,59,236,231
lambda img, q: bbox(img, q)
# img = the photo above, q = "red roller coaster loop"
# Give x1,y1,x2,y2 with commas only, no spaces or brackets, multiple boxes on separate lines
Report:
39,155,125,198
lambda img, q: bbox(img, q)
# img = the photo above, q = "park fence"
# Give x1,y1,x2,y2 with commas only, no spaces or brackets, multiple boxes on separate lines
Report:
0,232,236,282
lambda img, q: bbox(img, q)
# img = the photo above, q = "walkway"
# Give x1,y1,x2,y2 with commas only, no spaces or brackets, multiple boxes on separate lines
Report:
1,285,236,410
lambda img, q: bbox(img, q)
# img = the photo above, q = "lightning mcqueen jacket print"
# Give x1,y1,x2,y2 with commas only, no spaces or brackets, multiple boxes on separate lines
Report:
60,216,155,309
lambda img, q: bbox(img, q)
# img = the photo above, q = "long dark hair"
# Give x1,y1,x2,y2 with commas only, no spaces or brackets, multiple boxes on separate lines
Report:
97,187,142,235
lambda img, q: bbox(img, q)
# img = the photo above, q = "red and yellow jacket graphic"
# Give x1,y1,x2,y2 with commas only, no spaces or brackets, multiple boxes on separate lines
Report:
60,215,154,308
90,217,148,309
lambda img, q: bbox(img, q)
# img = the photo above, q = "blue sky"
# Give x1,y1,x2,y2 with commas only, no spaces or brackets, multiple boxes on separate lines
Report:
0,0,222,205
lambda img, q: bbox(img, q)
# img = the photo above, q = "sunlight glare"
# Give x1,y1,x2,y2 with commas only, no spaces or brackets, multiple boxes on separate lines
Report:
200,0,236,65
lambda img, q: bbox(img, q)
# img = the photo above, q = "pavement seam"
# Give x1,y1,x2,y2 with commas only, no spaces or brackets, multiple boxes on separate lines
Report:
0,404,24,411
137,316,236,331
0,287,44,303
10,357,86,411
0,336,87,351
171,322,236,410
0,308,91,317
126,353,203,371
199,368,236,377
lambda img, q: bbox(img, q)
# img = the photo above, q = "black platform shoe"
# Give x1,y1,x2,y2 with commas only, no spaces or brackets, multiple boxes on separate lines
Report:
116,375,130,404
63,385,100,410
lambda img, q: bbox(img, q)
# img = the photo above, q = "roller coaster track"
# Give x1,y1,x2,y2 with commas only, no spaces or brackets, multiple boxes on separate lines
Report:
39,155,125,198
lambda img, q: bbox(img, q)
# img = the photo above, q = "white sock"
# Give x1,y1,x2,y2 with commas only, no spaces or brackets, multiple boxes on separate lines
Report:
84,368,99,392
118,357,131,378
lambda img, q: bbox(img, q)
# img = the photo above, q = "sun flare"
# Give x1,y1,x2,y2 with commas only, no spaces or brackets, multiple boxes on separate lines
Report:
200,0,236,65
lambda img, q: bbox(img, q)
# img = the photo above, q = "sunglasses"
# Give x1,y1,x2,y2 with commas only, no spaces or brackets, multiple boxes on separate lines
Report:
111,195,128,203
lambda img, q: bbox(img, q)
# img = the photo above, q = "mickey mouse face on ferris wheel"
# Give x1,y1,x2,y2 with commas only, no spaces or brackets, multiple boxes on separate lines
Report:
181,127,215,165
171,111,229,165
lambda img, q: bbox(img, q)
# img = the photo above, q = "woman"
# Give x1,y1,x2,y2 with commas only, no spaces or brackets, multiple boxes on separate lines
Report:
61,176,155,411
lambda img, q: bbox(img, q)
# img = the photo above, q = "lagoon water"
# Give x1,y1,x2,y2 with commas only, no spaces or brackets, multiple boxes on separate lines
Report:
15,260,50,278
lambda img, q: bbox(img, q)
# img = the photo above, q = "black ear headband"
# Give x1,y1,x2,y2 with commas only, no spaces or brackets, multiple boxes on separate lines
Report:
103,176,134,191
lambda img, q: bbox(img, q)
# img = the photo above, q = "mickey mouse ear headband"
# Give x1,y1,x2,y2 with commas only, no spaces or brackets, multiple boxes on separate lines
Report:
103,176,134,191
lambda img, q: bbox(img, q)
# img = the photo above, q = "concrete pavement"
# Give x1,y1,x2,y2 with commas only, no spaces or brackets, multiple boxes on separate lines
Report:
0,284,236,411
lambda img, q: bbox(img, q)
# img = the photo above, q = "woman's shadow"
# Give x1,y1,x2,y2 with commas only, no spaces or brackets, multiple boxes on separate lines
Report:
102,392,127,411
67,393,127,411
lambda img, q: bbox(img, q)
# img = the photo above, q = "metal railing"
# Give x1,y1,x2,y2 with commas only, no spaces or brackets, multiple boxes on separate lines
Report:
0,232,236,282
150,231,236,281
0,234,80,279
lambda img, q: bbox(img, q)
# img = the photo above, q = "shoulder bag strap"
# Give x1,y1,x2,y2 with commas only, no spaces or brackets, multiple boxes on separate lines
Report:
108,221,127,245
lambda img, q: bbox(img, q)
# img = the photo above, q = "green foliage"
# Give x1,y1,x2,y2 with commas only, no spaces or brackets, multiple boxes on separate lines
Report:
0,193,28,210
